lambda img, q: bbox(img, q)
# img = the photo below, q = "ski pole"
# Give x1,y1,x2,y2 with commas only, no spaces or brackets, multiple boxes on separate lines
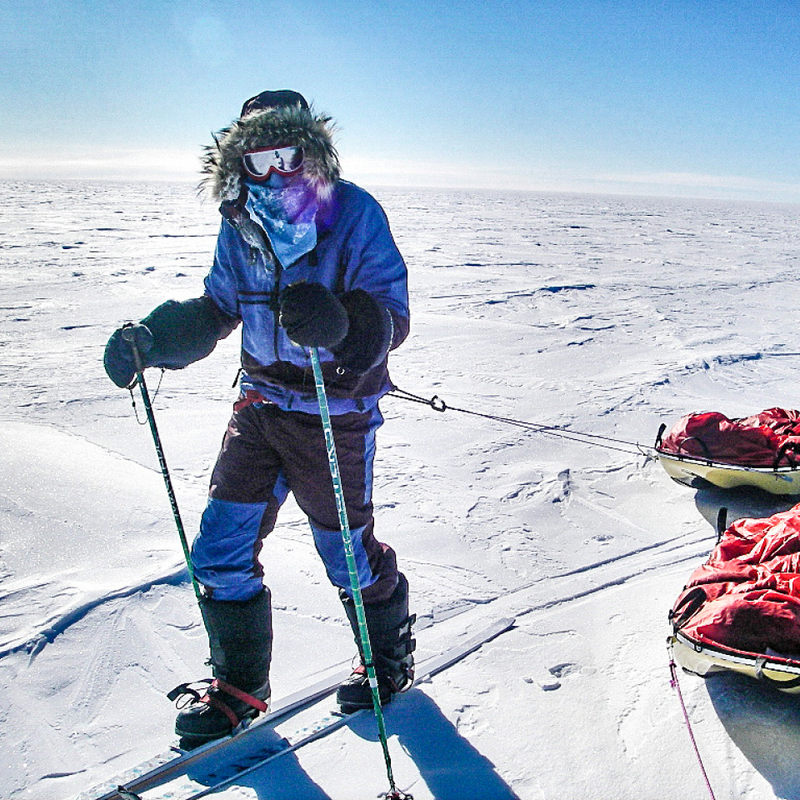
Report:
309,348,410,800
121,323,202,602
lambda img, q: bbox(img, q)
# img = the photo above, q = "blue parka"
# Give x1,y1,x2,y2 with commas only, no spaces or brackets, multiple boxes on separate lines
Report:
205,180,410,415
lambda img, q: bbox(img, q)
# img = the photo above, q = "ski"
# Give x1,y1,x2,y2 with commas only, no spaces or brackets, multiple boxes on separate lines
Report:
77,614,452,800
77,663,353,800
178,616,515,800
78,614,512,800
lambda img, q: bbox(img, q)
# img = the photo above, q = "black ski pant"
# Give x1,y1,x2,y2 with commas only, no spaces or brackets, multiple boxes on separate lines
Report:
191,396,399,604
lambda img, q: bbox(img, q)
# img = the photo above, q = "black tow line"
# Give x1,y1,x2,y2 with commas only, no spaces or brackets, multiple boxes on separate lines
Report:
387,387,656,460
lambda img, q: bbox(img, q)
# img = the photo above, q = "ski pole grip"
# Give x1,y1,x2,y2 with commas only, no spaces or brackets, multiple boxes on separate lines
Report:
121,322,152,374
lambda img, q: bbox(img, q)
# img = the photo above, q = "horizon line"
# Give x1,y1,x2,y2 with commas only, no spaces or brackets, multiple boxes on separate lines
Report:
1,174,798,208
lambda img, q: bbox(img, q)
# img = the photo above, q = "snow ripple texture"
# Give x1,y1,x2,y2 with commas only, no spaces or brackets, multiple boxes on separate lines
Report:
2,180,800,799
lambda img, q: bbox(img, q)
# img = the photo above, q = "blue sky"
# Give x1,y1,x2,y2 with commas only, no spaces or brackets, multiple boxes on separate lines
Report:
2,0,800,201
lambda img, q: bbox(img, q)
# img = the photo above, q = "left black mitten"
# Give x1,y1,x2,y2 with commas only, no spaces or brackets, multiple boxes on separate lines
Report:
104,295,238,388
279,282,349,349
331,289,394,374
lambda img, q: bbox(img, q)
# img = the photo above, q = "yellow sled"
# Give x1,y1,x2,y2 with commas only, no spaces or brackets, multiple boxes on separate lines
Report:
657,451,800,496
669,631,800,694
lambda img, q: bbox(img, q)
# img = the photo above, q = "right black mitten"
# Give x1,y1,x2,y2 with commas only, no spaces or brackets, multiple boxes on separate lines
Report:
278,282,349,349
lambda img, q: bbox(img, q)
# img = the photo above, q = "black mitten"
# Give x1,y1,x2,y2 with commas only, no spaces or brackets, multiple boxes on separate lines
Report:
331,289,394,374
104,295,238,388
279,282,349,349
103,325,154,388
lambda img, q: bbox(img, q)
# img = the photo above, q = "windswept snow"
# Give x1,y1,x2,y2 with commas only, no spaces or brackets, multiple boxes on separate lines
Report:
2,180,800,799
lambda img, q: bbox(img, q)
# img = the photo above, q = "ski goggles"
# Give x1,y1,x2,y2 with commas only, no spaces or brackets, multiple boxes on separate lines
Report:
242,145,304,181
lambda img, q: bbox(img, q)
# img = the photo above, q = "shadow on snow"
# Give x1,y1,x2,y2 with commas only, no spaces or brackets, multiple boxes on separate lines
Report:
706,672,800,800
187,687,521,800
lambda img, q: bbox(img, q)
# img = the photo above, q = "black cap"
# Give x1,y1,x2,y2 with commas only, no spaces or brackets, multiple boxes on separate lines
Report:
240,90,309,119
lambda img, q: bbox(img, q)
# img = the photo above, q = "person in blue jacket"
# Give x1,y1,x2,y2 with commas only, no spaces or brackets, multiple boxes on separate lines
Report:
104,90,415,744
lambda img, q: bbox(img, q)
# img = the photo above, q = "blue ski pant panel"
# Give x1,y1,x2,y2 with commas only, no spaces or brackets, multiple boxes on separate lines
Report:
191,399,399,603
311,522,376,594
191,499,274,601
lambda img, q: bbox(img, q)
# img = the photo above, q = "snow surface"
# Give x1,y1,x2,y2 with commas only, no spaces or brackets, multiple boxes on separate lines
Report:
2,180,800,799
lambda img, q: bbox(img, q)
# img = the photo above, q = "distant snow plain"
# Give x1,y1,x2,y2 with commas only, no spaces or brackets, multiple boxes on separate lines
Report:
2,179,800,799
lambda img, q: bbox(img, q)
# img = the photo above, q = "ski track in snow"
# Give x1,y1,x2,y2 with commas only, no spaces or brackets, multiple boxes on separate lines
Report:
2,181,800,799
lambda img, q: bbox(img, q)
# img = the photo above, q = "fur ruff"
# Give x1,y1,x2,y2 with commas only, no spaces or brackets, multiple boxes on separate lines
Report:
200,104,340,203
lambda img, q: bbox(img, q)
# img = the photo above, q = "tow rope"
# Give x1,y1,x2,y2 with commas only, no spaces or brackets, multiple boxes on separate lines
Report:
388,387,655,459
667,642,717,800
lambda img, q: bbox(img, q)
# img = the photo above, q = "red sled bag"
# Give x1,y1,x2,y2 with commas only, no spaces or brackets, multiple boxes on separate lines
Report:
671,504,800,659
658,407,800,468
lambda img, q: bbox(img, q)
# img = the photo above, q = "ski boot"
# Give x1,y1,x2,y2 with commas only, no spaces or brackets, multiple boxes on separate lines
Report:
337,573,415,713
171,589,272,745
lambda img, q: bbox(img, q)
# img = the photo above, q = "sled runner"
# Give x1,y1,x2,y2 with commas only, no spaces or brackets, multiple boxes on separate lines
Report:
668,631,800,692
656,453,800,495
656,408,800,496
669,503,800,693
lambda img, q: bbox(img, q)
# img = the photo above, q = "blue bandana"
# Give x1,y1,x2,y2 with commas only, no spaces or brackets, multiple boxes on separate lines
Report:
244,178,319,269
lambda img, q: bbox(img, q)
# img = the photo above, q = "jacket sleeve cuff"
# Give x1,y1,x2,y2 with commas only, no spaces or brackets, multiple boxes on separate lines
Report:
142,295,239,370
331,289,394,375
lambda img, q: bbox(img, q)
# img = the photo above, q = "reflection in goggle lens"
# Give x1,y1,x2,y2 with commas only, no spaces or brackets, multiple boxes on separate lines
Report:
242,146,304,180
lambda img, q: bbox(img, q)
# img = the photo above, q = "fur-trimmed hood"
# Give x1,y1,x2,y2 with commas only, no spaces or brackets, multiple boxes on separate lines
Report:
200,103,341,203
